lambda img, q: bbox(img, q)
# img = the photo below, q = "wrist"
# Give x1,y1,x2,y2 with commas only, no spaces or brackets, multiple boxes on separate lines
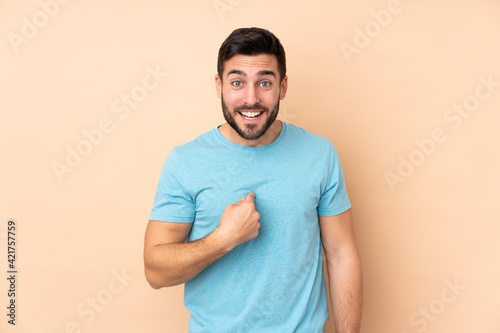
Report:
210,227,235,254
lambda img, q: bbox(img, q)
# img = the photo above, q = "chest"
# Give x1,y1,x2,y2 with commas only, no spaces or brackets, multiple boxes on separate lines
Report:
186,153,326,241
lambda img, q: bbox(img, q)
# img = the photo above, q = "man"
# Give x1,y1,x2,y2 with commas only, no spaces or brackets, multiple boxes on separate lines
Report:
144,27,362,333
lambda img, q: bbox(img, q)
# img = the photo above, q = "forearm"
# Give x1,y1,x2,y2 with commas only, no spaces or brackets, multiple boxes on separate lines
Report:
145,229,232,288
327,256,363,333
145,193,260,289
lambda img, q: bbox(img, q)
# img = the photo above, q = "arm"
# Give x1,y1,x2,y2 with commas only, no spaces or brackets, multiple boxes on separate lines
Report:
144,192,260,289
319,209,363,333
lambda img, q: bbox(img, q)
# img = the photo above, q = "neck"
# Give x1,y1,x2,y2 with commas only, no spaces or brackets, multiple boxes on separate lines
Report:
219,120,282,147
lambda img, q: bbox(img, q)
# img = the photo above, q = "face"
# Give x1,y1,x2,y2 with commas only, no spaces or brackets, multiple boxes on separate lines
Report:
216,54,287,142
221,93,279,141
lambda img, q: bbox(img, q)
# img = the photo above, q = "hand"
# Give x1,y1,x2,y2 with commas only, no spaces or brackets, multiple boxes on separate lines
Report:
216,192,260,249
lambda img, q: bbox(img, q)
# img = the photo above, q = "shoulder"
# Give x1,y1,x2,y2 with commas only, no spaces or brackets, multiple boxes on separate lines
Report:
169,127,219,157
163,127,219,171
283,122,336,152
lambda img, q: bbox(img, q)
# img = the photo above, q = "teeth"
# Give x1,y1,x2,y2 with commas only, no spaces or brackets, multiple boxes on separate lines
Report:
241,111,262,118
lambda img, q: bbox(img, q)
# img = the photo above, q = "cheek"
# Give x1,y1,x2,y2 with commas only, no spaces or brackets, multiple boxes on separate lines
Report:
223,89,243,104
264,91,280,104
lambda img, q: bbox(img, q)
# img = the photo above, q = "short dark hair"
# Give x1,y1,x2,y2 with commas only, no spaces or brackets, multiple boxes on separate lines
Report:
217,27,286,82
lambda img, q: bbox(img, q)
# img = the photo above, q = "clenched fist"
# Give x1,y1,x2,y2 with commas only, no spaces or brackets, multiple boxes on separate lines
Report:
215,192,260,250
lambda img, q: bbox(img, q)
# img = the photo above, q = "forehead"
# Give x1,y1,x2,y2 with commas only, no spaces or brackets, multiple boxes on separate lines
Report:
223,54,278,77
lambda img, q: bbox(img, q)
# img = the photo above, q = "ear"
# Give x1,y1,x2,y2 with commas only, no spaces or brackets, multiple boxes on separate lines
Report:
279,75,288,100
215,74,222,99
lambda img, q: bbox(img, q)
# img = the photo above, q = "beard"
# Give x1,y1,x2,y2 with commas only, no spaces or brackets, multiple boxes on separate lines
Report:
221,93,280,141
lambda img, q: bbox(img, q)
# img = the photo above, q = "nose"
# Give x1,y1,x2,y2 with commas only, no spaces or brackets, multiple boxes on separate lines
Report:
243,85,260,106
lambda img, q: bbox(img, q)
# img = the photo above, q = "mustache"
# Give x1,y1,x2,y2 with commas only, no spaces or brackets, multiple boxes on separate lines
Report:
234,104,268,112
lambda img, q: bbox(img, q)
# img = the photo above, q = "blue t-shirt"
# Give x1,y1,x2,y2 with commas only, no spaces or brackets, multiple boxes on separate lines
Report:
150,122,351,333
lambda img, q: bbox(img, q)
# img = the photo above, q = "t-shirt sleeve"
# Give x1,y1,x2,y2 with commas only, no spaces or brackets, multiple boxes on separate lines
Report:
149,148,195,223
317,141,351,216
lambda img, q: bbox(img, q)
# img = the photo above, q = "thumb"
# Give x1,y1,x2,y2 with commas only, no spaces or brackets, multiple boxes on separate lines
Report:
245,192,256,203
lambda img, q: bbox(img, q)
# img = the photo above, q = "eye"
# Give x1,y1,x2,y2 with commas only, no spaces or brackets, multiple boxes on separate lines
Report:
260,81,271,88
231,81,243,87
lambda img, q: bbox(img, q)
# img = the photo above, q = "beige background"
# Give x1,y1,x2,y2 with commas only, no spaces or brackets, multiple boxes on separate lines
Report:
1,0,499,332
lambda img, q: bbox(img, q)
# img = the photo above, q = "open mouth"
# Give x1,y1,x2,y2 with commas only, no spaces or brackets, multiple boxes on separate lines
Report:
238,111,264,120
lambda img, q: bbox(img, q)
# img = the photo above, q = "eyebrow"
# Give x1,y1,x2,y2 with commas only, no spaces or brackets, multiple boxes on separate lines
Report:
226,69,276,78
